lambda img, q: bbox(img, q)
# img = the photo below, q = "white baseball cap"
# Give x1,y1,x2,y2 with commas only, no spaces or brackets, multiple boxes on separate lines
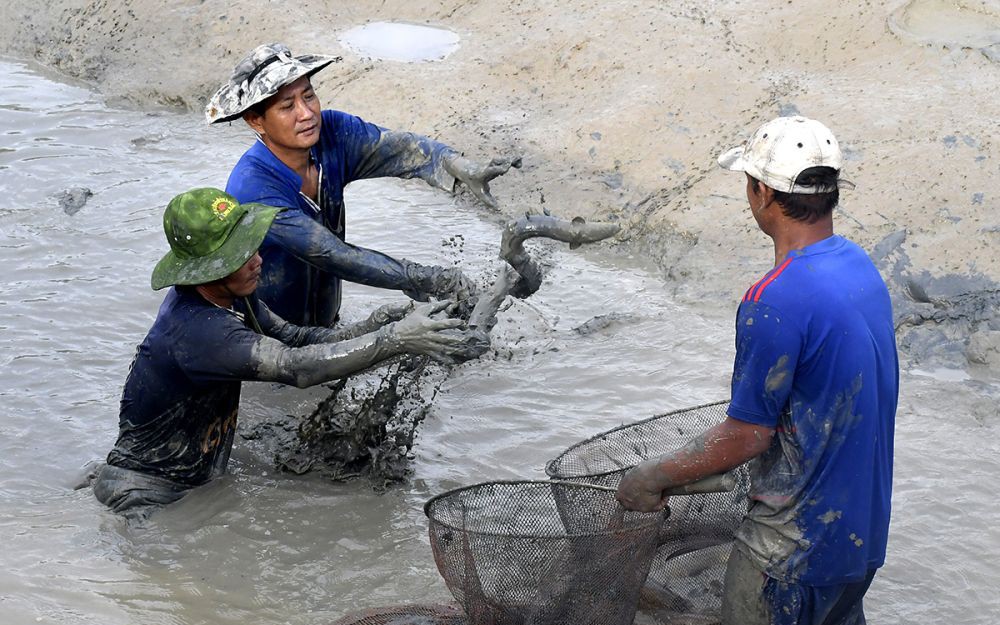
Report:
718,116,843,194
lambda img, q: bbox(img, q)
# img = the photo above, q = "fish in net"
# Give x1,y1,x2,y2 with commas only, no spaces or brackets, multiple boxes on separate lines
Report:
331,603,467,625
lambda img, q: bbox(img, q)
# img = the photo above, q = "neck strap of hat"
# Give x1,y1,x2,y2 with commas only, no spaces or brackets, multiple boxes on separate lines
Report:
242,297,263,334
244,54,282,87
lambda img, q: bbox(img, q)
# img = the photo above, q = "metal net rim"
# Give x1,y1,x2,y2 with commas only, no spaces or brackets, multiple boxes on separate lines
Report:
543,399,731,479
423,479,667,539
331,603,466,625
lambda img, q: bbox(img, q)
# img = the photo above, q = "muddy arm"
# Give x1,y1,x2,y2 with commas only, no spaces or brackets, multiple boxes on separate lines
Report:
251,303,466,388
500,214,620,298
468,266,515,332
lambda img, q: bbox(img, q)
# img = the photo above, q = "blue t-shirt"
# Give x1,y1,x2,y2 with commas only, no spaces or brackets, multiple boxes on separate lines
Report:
225,110,455,327
728,235,898,585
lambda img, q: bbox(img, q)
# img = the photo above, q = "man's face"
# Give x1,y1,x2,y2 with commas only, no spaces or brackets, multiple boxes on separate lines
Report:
221,252,263,298
247,76,322,151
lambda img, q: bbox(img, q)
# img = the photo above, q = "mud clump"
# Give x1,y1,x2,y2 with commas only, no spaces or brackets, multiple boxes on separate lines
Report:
872,229,1000,368
55,187,92,215
241,356,445,491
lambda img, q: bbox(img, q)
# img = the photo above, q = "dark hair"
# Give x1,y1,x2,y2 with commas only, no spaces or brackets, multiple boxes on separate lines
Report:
771,166,840,223
247,99,269,118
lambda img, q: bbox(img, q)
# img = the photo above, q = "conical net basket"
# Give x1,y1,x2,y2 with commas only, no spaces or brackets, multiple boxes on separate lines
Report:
424,480,665,625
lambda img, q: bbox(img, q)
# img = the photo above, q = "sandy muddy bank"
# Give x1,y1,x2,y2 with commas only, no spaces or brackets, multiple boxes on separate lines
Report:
3,0,999,367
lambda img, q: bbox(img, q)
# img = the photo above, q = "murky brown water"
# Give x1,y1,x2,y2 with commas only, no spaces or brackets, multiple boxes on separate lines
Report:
1,58,998,625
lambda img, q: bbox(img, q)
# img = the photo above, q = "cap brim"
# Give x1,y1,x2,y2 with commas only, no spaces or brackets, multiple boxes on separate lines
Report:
717,146,748,171
206,55,339,125
151,204,280,290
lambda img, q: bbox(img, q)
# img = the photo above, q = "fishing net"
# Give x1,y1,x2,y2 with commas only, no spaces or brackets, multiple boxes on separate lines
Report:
544,400,751,618
424,480,665,625
331,603,467,625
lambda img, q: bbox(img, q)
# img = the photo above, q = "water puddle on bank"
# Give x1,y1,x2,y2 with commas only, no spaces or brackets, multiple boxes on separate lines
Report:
889,0,1000,59
339,22,461,62
1,57,999,625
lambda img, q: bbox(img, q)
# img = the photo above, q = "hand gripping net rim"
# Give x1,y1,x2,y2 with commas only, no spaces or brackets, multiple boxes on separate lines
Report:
544,400,751,618
424,479,666,625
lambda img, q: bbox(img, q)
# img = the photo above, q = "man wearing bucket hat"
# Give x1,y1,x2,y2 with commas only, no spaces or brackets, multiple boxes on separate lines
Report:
206,43,520,328
90,188,469,516
617,117,898,625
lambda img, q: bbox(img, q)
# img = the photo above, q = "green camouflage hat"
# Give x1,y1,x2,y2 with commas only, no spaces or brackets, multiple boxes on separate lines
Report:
151,188,279,290
205,43,340,124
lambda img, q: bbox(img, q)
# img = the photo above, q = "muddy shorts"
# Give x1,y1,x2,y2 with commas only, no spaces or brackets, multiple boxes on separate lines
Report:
84,462,192,518
722,546,877,625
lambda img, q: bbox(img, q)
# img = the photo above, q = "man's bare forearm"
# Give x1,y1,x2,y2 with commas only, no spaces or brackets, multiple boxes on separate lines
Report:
645,418,774,490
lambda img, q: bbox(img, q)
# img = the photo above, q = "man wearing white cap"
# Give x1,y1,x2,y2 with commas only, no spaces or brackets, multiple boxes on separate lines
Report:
207,43,519,328
618,116,898,624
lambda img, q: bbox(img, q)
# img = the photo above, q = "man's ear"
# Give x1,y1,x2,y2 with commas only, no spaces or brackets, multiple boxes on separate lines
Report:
243,109,265,136
758,184,776,207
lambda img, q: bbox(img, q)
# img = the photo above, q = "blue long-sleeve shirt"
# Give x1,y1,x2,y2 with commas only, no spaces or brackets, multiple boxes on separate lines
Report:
225,110,457,326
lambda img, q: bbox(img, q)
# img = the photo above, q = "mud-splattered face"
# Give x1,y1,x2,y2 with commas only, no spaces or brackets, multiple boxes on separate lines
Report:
246,76,322,152
220,252,263,298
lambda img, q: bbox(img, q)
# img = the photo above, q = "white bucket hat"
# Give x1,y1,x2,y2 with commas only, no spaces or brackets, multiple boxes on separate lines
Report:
205,43,340,125
718,116,843,194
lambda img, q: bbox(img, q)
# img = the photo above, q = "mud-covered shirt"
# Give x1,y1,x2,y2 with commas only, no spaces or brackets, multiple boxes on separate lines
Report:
728,235,898,585
106,287,336,486
225,110,456,327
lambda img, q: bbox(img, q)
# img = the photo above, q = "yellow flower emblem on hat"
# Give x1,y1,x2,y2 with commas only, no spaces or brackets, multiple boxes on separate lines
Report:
212,197,235,221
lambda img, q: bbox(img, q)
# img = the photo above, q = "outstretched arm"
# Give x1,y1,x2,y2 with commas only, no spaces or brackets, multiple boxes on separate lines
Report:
267,210,474,300
616,417,774,512
336,112,518,209
250,301,466,388
254,296,414,346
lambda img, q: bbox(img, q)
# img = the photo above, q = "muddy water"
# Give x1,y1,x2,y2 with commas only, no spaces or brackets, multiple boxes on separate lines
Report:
1,58,999,625
338,22,461,62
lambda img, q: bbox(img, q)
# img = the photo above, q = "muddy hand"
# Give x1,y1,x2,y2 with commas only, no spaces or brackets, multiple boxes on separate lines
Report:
444,154,522,210
403,260,478,303
390,301,468,363
616,460,670,513
365,301,415,328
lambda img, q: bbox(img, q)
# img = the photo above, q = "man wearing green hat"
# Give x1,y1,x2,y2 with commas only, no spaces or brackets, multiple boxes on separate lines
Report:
90,188,469,516
207,43,519,328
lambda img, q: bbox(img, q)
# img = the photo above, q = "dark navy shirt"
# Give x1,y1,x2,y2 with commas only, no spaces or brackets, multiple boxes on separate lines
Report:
107,287,337,486
109,288,262,485
225,110,455,327
728,235,898,585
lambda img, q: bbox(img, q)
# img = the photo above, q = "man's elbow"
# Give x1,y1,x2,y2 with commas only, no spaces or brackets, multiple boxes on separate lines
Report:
742,425,775,459
722,417,775,462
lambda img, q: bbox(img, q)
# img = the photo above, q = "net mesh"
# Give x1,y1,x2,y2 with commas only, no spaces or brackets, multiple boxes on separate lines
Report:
424,480,665,625
544,400,750,618
331,604,467,625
